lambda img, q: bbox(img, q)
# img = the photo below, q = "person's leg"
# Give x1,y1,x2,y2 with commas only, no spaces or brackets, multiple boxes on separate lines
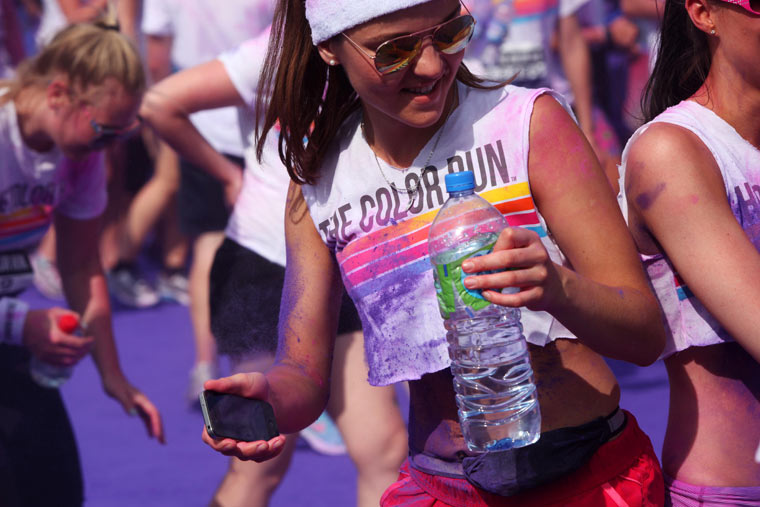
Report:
209,354,298,507
119,142,182,263
0,346,84,507
109,140,185,308
328,330,409,507
186,230,224,399
181,155,243,398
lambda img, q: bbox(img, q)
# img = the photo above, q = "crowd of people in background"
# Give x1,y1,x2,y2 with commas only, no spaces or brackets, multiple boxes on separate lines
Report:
1,0,758,505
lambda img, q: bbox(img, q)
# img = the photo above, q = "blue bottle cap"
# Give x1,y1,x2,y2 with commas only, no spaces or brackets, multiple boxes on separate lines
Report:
445,171,475,192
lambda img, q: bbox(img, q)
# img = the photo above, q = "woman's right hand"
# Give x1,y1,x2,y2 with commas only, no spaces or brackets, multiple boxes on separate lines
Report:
22,308,93,366
201,372,287,462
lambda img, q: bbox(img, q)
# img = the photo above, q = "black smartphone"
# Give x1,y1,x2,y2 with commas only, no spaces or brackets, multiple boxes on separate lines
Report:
199,390,279,441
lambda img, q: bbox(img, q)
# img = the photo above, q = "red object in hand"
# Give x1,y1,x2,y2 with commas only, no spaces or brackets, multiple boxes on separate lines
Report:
57,314,79,333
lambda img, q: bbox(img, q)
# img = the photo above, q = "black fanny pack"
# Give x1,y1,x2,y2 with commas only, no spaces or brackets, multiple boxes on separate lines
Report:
461,407,627,496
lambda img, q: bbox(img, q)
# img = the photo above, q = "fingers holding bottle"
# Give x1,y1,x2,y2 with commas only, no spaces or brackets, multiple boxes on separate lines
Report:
461,226,565,312
23,308,93,366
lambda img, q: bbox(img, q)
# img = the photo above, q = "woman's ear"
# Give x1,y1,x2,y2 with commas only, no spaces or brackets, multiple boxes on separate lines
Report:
685,0,717,35
46,76,71,111
317,41,340,67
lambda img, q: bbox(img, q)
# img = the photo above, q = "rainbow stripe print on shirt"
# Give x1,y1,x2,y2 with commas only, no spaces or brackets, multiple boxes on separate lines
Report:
0,205,52,252
336,182,546,300
674,273,694,301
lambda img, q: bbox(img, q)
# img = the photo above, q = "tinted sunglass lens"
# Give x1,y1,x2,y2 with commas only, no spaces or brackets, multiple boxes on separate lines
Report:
375,37,421,74
435,15,475,54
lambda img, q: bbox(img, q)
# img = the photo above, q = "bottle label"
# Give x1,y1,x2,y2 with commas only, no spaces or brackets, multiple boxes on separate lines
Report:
434,241,496,319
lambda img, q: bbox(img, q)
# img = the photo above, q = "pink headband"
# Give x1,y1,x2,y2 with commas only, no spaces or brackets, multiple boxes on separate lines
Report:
718,0,760,14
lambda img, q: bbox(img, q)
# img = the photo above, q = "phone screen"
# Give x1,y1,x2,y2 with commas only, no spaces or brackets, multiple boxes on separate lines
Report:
200,391,279,442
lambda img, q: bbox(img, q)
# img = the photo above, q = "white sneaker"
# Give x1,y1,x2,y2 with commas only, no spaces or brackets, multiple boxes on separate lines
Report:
188,361,218,406
107,264,160,308
157,270,190,306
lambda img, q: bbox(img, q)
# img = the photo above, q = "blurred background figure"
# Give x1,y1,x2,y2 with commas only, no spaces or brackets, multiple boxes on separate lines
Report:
141,29,409,506
1,0,26,78
464,0,602,164
0,18,164,506
138,0,270,404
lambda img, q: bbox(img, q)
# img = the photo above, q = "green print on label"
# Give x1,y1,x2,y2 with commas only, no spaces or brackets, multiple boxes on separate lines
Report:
434,242,496,319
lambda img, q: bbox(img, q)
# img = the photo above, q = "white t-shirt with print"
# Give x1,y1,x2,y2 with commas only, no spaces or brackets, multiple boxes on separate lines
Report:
302,84,576,386
0,94,106,253
217,29,291,266
141,0,274,157
464,0,588,101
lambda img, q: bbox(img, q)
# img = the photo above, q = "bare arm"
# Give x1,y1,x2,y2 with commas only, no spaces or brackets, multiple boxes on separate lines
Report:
203,183,344,460
1,0,26,65
55,212,164,442
557,13,594,142
116,0,141,44
57,0,108,23
464,95,666,365
145,33,172,83
139,60,246,205
621,0,664,19
626,123,760,363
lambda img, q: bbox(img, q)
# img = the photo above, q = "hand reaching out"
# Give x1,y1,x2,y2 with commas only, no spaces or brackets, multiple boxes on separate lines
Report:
201,372,287,462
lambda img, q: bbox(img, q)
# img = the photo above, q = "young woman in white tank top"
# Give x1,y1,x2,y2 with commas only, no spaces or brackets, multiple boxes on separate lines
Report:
203,0,670,504
618,0,760,503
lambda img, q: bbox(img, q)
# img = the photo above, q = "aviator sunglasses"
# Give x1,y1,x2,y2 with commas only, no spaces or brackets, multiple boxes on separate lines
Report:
341,2,476,75
719,0,760,14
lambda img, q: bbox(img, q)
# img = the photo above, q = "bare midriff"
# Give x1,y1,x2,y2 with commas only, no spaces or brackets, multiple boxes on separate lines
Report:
408,338,621,460
663,342,760,487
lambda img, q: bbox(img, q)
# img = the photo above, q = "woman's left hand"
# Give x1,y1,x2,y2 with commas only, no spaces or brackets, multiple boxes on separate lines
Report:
103,374,166,444
461,226,564,313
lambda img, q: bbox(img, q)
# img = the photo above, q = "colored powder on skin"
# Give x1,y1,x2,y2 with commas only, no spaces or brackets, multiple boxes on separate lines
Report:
635,182,666,210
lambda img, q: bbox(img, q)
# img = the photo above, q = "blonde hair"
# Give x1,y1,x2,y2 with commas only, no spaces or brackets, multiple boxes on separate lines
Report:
0,6,144,106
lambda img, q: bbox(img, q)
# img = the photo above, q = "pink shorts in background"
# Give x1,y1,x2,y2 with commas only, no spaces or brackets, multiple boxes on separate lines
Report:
666,476,760,506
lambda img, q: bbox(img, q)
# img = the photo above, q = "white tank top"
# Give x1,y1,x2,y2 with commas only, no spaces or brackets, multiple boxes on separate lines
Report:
302,83,576,386
619,100,760,359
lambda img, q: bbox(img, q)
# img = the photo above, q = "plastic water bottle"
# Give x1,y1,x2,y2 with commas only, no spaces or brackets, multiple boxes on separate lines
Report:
30,314,81,388
428,171,541,453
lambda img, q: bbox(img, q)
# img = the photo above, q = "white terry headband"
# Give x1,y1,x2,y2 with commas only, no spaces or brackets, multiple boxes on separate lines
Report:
305,0,435,45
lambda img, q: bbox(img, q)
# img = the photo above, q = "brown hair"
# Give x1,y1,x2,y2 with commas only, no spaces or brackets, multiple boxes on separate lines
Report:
0,11,144,106
256,0,502,185
642,0,713,122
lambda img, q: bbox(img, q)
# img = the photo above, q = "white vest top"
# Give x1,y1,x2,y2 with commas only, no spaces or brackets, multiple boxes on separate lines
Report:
303,84,576,386
619,100,760,359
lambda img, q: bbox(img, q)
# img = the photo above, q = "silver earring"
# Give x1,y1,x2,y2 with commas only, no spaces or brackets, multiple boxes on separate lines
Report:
710,29,716,35
329,59,336,66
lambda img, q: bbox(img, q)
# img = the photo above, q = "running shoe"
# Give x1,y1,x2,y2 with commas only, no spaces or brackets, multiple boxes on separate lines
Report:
107,263,160,308
30,252,64,301
187,361,218,407
157,269,190,306
300,411,347,456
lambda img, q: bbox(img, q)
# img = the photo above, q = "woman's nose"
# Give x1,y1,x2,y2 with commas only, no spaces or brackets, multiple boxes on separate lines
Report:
409,36,445,79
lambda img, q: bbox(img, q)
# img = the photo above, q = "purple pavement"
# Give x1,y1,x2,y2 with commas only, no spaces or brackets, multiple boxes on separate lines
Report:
20,286,669,506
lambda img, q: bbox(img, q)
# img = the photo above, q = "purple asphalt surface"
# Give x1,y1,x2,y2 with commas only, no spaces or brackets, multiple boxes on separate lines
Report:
21,286,669,507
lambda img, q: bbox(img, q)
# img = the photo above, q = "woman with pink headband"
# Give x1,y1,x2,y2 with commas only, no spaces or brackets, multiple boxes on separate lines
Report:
203,0,668,504
618,0,760,504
